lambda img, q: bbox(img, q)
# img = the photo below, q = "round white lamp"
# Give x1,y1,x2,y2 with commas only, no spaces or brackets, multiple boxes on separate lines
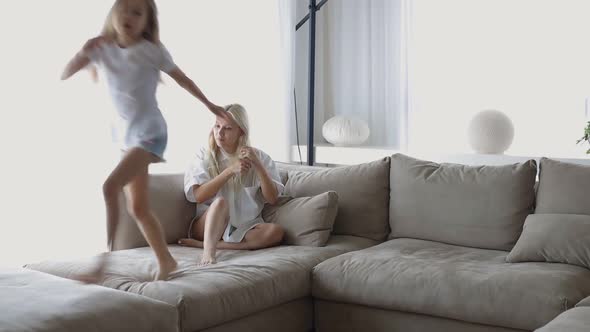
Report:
467,110,514,154
322,116,370,146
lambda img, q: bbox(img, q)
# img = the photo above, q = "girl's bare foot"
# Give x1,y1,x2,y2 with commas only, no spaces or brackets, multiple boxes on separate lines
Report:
74,254,107,284
178,238,204,248
75,267,105,284
156,257,178,281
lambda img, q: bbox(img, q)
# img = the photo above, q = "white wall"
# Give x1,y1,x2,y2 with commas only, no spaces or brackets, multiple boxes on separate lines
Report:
0,0,287,268
411,0,590,157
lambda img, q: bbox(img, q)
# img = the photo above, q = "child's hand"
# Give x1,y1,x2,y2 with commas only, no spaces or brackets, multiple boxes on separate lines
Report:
208,103,227,118
81,36,110,56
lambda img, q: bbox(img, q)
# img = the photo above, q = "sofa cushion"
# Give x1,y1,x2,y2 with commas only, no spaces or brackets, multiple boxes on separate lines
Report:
535,307,590,332
26,235,377,332
284,158,390,241
312,238,590,331
0,268,178,332
507,214,590,269
536,158,590,215
262,192,338,246
389,153,537,251
113,174,195,251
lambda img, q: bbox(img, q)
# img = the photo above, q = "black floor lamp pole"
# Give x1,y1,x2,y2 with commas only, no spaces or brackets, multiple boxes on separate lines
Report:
296,0,329,166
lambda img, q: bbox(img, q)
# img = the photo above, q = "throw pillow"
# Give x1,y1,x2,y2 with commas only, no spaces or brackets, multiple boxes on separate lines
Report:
506,214,590,269
262,191,338,246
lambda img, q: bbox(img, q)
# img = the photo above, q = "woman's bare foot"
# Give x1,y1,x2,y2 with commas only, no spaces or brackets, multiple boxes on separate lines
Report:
178,239,216,266
199,251,217,266
156,257,178,281
178,238,204,248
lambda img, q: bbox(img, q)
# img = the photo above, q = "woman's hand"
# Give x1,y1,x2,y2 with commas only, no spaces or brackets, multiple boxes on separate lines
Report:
239,147,261,169
227,157,252,176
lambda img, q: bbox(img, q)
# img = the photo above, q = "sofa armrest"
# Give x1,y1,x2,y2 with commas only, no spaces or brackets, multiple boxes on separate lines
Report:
112,173,195,251
576,296,590,307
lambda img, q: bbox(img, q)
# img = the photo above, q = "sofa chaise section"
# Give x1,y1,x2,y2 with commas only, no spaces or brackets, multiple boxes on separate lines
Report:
0,268,178,332
27,235,376,332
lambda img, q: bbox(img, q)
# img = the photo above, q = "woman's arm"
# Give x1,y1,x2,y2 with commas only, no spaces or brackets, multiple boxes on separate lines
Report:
257,167,279,205
242,147,279,205
167,67,226,118
192,168,234,203
61,36,108,80
192,159,252,203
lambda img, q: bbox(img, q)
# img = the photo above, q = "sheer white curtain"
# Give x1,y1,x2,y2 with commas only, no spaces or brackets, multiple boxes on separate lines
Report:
293,0,412,149
0,1,288,268
278,0,297,161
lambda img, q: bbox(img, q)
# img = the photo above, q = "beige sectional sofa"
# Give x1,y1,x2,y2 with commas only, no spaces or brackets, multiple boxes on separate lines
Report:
22,153,590,331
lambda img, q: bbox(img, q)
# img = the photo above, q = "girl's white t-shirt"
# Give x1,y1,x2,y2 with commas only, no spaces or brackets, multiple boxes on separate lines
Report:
88,39,177,149
184,148,285,241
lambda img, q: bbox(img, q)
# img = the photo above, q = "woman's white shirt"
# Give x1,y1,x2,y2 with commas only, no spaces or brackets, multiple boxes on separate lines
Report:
184,148,284,231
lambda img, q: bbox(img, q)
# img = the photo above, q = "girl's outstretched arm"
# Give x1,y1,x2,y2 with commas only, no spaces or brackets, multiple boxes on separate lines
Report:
61,53,91,80
61,36,108,80
167,68,226,118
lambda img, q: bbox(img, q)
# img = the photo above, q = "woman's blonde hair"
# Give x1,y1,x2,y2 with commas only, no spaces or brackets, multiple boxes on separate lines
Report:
89,0,160,81
206,104,254,190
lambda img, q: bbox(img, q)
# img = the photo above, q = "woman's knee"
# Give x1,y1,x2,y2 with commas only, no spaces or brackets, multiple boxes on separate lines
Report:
204,199,229,230
210,197,228,213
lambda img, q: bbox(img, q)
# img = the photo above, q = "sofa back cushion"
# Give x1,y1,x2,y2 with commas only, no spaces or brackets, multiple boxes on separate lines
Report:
284,158,390,241
389,153,537,251
113,174,194,250
276,161,330,184
535,157,590,214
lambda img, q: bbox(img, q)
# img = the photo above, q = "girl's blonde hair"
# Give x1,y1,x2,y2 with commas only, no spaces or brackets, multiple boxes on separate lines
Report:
206,104,254,190
89,0,160,81
102,0,160,43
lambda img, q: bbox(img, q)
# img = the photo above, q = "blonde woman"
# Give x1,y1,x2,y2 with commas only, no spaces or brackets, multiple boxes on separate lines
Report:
61,0,227,281
180,104,285,266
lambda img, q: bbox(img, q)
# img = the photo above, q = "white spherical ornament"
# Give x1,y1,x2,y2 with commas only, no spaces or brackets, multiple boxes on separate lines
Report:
322,116,370,146
467,110,514,154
